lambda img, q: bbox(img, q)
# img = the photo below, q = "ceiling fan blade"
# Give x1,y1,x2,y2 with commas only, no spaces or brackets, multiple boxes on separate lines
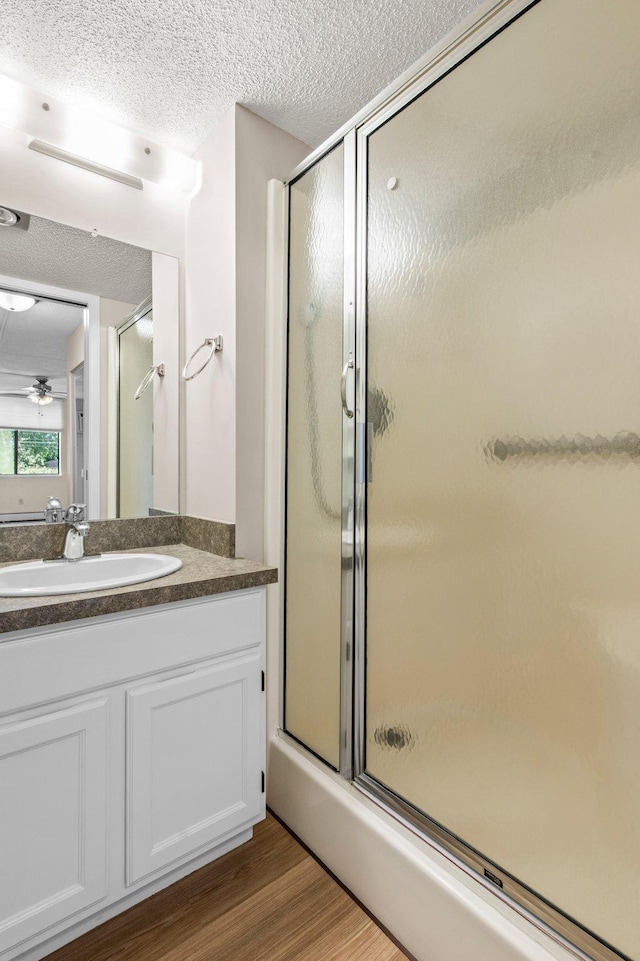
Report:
0,388,66,398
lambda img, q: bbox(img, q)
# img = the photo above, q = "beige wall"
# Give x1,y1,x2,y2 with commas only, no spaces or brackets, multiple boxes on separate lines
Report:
66,323,84,372
0,470,69,515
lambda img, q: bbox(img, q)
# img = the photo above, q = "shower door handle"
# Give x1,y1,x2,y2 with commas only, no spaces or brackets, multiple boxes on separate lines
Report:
341,354,355,419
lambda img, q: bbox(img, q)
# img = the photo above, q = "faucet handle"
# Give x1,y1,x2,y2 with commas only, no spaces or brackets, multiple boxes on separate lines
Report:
45,496,64,524
65,503,86,523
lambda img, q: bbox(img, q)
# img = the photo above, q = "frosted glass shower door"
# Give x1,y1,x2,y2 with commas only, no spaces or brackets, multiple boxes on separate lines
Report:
363,0,640,957
285,144,346,768
118,310,153,518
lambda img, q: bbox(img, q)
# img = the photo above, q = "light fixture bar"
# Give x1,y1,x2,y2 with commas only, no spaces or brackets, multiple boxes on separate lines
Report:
28,139,144,190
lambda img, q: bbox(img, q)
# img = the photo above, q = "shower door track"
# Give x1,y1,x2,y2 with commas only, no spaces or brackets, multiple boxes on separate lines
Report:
353,774,628,961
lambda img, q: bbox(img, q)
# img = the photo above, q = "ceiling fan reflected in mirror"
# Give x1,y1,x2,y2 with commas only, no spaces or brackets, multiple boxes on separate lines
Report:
28,376,54,406
0,371,65,403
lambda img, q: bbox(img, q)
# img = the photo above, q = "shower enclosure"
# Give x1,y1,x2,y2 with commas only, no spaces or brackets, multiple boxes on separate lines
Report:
117,298,154,517
283,1,640,959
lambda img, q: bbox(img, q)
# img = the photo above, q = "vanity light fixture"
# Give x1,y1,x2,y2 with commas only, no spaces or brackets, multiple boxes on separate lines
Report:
28,139,144,191
0,206,18,227
0,291,37,312
0,75,198,191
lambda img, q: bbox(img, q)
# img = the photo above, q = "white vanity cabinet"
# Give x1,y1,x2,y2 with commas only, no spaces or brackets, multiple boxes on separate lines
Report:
0,696,110,955
0,589,266,961
126,652,263,884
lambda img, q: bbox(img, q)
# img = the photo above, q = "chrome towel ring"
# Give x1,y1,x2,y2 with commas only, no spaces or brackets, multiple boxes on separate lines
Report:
182,336,223,381
134,363,165,400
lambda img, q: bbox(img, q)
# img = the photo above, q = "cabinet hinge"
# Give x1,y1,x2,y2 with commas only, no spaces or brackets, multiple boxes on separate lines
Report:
261,770,265,793
261,670,265,692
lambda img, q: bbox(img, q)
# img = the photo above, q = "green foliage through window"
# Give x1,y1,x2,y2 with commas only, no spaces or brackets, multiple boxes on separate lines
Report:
0,430,60,475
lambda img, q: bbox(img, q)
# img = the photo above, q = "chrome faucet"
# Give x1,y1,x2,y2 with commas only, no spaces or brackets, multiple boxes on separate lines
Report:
64,503,86,524
62,517,91,561
43,503,96,563
45,502,91,561
45,496,64,523
44,499,86,525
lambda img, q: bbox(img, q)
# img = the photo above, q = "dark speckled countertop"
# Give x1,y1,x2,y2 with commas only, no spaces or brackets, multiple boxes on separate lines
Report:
0,543,277,636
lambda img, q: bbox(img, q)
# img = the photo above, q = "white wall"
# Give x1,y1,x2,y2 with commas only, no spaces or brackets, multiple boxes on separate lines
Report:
152,253,180,514
183,105,308,555
183,107,237,525
234,107,309,559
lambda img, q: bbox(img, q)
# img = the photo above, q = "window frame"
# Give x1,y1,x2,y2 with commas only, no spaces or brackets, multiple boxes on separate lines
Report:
0,428,62,477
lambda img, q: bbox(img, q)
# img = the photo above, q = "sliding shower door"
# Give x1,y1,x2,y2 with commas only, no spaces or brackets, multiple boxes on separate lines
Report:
284,143,352,769
361,0,640,959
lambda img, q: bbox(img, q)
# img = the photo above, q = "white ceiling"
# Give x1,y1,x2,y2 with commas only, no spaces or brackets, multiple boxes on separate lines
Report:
0,0,482,153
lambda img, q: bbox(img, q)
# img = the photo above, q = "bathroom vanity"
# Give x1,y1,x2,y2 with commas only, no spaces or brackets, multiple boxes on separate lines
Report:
0,517,276,961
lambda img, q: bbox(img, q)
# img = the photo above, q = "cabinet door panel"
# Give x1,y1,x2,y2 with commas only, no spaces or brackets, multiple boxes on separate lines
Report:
126,654,263,884
0,699,108,954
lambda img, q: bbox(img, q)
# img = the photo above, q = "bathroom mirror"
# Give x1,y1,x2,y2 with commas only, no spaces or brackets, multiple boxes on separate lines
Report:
0,209,179,523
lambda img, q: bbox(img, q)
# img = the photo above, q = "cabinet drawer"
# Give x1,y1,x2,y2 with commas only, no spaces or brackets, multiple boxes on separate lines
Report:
0,698,108,955
0,591,265,716
125,652,263,885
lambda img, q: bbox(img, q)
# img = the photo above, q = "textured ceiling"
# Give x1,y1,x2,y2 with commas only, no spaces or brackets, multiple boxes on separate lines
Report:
0,299,84,395
0,214,152,304
0,0,481,152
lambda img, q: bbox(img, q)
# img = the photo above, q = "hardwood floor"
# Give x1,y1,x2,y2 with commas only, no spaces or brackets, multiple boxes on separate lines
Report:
45,814,410,961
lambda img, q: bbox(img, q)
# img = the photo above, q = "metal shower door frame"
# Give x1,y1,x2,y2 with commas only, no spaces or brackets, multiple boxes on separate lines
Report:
281,134,357,778
349,2,629,960
283,0,631,956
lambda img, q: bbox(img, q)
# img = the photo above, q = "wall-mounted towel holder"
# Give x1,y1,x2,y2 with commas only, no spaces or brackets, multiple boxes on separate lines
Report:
485,431,640,462
182,336,223,381
134,363,165,400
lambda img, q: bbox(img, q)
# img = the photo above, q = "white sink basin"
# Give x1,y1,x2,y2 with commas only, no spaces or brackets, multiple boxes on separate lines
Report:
0,553,183,597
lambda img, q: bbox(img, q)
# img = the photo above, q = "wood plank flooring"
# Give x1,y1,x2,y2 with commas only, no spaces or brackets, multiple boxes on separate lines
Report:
46,814,410,961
